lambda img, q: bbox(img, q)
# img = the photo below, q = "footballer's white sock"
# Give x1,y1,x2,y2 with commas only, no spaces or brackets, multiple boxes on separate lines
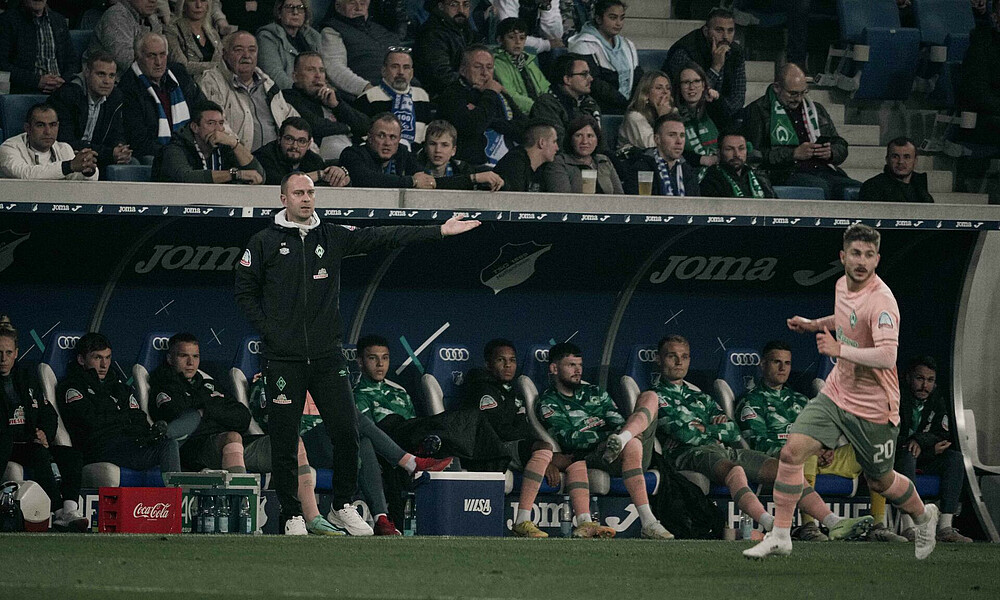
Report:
515,508,532,525
577,512,592,524
759,512,775,531
822,514,843,529
637,503,657,527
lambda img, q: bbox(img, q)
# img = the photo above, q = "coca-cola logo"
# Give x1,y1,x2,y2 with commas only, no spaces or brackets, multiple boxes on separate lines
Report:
133,502,172,520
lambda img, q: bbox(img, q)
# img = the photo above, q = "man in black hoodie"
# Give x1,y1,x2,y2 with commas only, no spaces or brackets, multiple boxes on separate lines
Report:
0,325,86,530
413,0,481,97
859,138,934,203
462,338,567,538
57,333,181,483
49,51,133,170
234,172,480,533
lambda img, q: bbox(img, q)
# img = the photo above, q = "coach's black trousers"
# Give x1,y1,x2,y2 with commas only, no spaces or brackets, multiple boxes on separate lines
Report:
264,357,359,519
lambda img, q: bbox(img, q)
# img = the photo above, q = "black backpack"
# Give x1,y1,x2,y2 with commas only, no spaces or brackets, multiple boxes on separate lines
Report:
649,452,725,539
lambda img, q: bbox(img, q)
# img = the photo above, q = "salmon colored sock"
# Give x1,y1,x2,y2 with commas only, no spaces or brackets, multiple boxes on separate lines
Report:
726,466,767,523
796,486,833,521
882,471,925,519
565,461,591,521
221,442,246,473
773,461,805,529
517,448,553,521
297,439,320,522
623,394,657,438
621,440,649,507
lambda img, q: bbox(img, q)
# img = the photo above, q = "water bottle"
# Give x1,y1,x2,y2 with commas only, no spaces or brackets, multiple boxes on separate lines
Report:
740,511,753,540
590,496,600,526
201,495,216,534
217,495,230,534
51,462,61,487
403,496,415,536
238,496,252,535
560,495,572,538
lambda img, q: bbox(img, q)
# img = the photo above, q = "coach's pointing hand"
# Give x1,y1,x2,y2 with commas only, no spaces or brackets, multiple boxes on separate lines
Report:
441,215,482,236
816,327,841,358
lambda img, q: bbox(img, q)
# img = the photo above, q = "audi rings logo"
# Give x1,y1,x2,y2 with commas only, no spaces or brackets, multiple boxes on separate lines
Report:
637,349,658,363
247,340,262,355
534,349,549,362
342,348,358,362
151,337,170,351
729,353,761,366
438,348,470,361
56,336,80,350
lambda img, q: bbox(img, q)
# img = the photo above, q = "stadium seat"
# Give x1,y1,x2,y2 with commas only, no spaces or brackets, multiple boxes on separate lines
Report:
712,346,761,422
132,331,176,424
0,94,48,141
963,408,1000,476
814,473,858,496
229,335,266,436
811,355,837,397
105,165,153,182
418,343,473,415
69,30,93,63
819,0,920,100
912,0,975,63
636,49,669,74
312,0,333,29
37,330,86,449
519,343,551,397
3,461,24,482
616,343,660,414
773,185,826,200
843,186,860,202
516,375,560,451
600,113,623,154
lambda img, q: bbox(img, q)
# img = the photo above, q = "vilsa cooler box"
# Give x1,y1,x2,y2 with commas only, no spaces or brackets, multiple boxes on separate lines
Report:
98,487,183,533
414,472,505,536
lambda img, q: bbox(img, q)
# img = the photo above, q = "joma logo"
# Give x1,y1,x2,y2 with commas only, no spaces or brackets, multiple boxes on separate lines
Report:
649,256,777,283
135,245,243,273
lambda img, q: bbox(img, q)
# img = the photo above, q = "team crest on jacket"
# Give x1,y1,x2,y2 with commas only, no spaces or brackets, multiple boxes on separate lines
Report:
129,396,139,409
273,394,291,405
877,311,894,329
155,392,171,407
479,395,498,410
240,249,251,267
279,247,290,255
9,406,25,426
315,245,325,258
540,405,555,419
740,406,758,422
65,388,83,403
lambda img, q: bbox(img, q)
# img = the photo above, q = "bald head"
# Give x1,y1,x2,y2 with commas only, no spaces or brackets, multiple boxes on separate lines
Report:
775,63,808,109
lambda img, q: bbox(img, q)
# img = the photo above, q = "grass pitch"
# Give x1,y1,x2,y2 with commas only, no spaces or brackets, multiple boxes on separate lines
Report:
2,535,998,599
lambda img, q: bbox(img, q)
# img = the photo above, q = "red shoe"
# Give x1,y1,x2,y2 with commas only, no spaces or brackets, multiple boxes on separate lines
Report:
414,456,453,472
374,515,402,536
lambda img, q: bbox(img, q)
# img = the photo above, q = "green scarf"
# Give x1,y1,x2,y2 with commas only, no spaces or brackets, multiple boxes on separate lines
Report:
719,166,765,199
684,112,719,157
768,85,820,146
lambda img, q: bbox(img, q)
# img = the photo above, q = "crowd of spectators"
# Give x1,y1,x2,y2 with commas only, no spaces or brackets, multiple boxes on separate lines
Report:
0,0,994,200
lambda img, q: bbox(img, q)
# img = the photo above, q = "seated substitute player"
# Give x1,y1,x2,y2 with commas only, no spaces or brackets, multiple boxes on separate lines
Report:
644,334,871,538
0,325,87,530
57,333,181,482
538,342,673,539
895,356,972,543
462,338,570,538
745,224,941,560
736,340,899,543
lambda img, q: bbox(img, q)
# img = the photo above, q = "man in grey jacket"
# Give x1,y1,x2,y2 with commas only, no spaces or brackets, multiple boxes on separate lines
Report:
92,0,164,73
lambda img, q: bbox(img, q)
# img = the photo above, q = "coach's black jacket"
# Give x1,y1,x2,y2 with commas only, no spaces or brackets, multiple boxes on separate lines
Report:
148,364,250,439
0,365,56,445
57,363,151,459
235,210,441,361
461,368,534,442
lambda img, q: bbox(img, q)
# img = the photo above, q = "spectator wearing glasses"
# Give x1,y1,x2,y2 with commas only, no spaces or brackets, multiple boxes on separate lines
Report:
0,0,79,94
257,0,323,90
742,63,859,200
319,0,403,98
254,116,351,186
676,63,726,176
492,17,552,115
282,51,371,161
354,47,432,150
414,0,481,97
530,53,601,151
165,0,226,79
566,0,640,114
154,99,265,183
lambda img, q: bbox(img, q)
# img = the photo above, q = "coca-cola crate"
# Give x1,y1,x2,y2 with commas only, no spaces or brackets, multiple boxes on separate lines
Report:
98,487,183,533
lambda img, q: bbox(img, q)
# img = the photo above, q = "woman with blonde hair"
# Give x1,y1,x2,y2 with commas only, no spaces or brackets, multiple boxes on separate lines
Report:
257,0,323,90
165,0,227,78
617,70,675,154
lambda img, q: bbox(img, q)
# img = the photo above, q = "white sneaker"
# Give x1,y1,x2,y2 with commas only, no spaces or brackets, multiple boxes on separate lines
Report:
915,504,940,560
743,531,793,559
601,433,625,464
284,515,308,536
328,504,374,536
52,507,89,531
